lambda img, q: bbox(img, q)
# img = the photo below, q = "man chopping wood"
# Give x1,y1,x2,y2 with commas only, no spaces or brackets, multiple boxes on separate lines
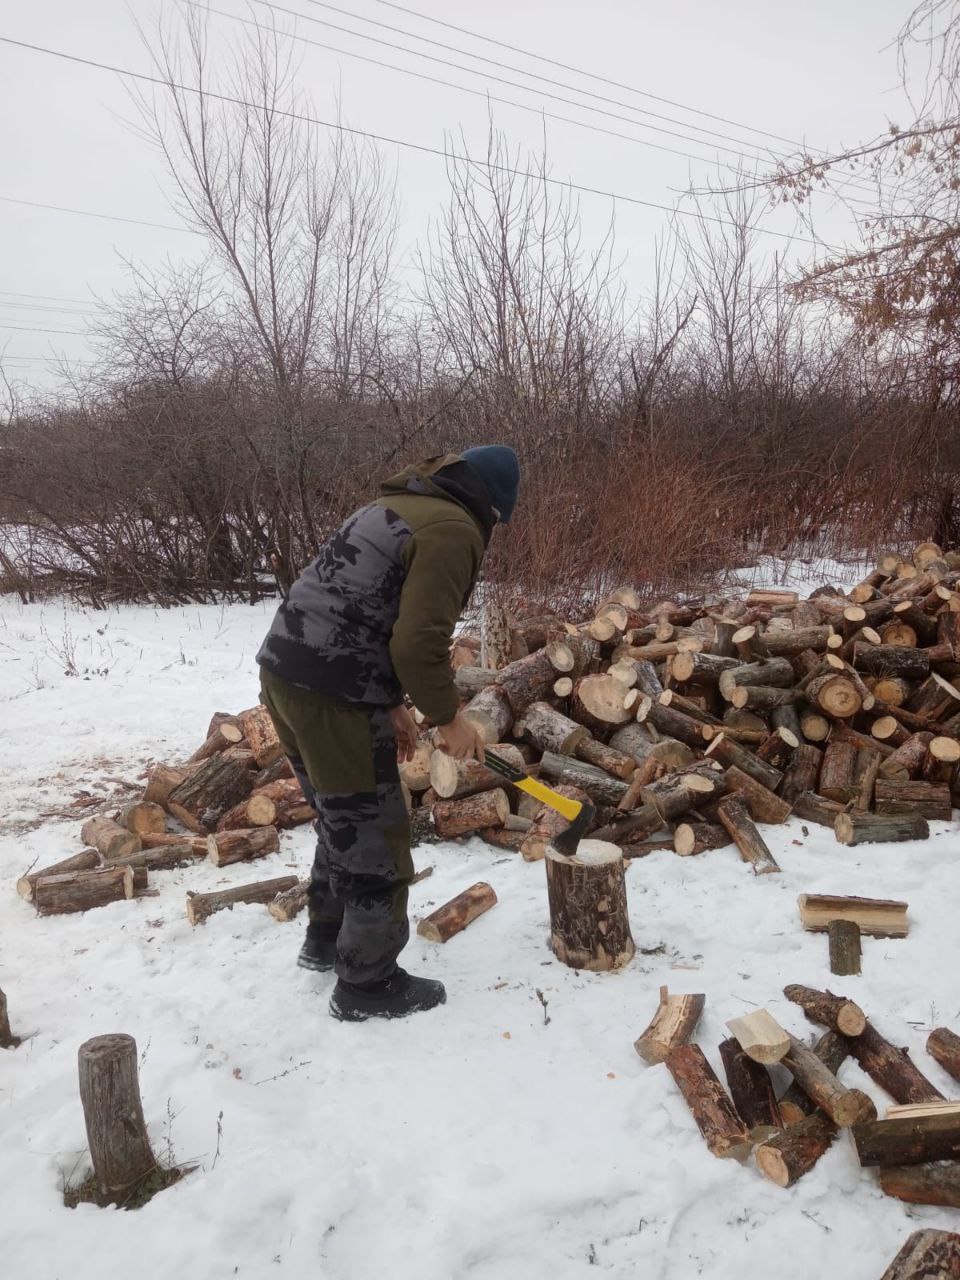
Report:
257,447,520,1022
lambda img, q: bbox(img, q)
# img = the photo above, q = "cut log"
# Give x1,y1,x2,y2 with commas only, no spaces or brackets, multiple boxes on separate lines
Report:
783,984,866,1036
880,1165,960,1210
852,1111,960,1167
641,772,717,823
206,826,281,867
777,1029,850,1124
515,701,589,756
762,627,834,657
572,674,634,732
417,882,498,942
251,755,294,790
479,827,526,852
905,671,960,719
922,735,960,783
590,801,665,847
117,801,167,836
805,672,862,719
521,785,592,861
236,705,283,768
398,741,434,793
17,849,100,901
454,665,498,698
641,700,713,751
545,840,634,971
722,765,792,823
0,988,19,1049
781,1035,876,1126
853,746,883,811
78,1034,157,1204
830,720,895,757
538,752,629,806
553,676,574,698
818,740,859,803
719,1037,782,1140
829,920,862,976
874,778,953,821
845,1022,945,1104
852,642,930,681
189,721,244,763
779,744,823,805
215,792,279,832
462,685,514,745
142,763,193,806
574,738,637,780
726,1010,790,1064
664,1043,752,1160
671,650,739,685
873,676,912,706
927,1027,960,1086
799,711,831,742
186,874,299,925
617,761,659,811
673,822,730,856
716,795,781,874
80,816,141,861
754,727,799,770
268,879,310,922
166,755,253,833
243,777,313,829
798,893,908,937
431,789,510,838
633,987,705,1064
34,864,135,915
495,648,556,716
429,744,525,800
871,716,911,747
718,659,796,703
122,842,208,873
480,602,512,671
835,811,930,845
139,832,208,854
755,1114,837,1188
792,791,845,827
732,624,769,662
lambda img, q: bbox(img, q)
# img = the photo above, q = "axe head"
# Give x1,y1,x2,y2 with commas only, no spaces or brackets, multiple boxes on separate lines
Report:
551,802,595,858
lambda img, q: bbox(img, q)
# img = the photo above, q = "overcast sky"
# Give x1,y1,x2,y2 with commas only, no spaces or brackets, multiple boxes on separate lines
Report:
0,0,917,390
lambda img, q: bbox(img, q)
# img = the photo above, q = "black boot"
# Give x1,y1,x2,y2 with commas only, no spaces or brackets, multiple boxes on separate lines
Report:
329,968,446,1022
297,922,340,972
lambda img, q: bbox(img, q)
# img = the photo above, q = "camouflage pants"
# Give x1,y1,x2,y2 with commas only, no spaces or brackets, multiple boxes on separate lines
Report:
260,669,413,985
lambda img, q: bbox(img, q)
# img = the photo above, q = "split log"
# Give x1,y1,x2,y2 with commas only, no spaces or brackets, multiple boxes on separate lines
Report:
186,874,299,925
538,752,629,806
431,789,510,838
574,738,637,780
852,1109,960,1167
429,744,525,800
906,671,960,719
521,785,592,861
545,840,634,971
755,1114,837,1188
829,920,862,976
722,765,792,823
673,822,730,856
835,811,930,845
78,1034,157,1204
515,702,589,756
783,984,866,1036
633,987,705,1064
881,1165,960,1210
927,1028,960,1086
17,849,100,901
781,1035,876,1125
664,1044,752,1160
874,778,953,821
818,740,859,803
792,791,845,828
572,674,633,732
852,642,930,681
398,741,434,793
779,744,823,805
778,1029,850,1125
236,705,283,768
845,1022,945,1104
34,864,135,915
189,721,244,763
462,685,514,745
480,602,512,671
80,816,141,861
117,801,167,836
726,1010,790,1064
495,648,556,716
716,796,781,874
798,893,908,937
417,882,498,942
166,755,253,833
268,878,310,922
719,1037,782,1140
206,826,281,867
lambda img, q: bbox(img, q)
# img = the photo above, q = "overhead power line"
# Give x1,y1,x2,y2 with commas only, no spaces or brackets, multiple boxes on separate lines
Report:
0,322,89,335
0,288,96,305
0,32,818,244
0,193,197,234
0,299,97,315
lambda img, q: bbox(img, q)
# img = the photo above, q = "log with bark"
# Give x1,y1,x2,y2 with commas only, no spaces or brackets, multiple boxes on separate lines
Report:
495,649,557,717
417,882,498,942
716,796,781,874
571,673,634,733
845,1022,945,1104
121,842,207,873
432,789,511,839
879,732,938,784
545,840,634,971
17,849,101,901
537,751,629,806
80,816,141,861
664,1043,753,1160
166,755,254,833
673,822,731,856
783,984,866,1036
754,726,800,770
702,733,784,792
854,746,883,811
780,1035,876,1126
117,801,167,836
461,685,514,745
514,701,590,756
755,1114,839,1188
397,741,435,793
791,791,846,828
722,765,792,823
922,735,960,783
798,893,909,937
429,744,525,800
480,602,513,671
852,1107,960,1167
777,1029,851,1125
634,987,705,1064
818,740,859,803
779,744,823,806
834,810,930,846
927,1027,960,1085
829,919,862,976
718,1037,782,1140
880,1164,960,1210
873,778,953,821
206,825,281,867
268,879,310,922
574,737,637,780
853,642,931,681
186,874,300,925
34,864,137,915
77,1033,157,1205
189,721,245,763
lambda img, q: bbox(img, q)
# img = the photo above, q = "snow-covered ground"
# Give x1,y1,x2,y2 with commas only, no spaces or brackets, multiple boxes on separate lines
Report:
1,593,958,1280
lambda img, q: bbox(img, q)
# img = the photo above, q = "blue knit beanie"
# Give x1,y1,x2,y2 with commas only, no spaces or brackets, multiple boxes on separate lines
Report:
460,445,521,524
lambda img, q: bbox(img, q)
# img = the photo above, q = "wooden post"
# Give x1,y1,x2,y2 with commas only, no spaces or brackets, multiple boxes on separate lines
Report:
78,1034,157,1204
544,840,634,971
828,920,862,976
634,987,705,1064
664,1044,752,1160
0,988,20,1049
416,882,497,942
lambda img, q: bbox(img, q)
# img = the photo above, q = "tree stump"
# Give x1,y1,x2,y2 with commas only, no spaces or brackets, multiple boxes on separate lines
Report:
0,987,20,1049
78,1034,157,1204
544,839,634,971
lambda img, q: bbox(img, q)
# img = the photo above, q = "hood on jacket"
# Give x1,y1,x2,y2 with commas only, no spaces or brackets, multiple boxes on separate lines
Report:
380,454,497,544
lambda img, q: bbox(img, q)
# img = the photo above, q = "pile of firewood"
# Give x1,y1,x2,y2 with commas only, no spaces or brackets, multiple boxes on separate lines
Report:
407,539,960,868
636,984,960,1209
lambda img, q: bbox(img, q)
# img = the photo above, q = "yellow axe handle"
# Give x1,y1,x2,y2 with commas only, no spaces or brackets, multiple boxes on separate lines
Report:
514,776,583,821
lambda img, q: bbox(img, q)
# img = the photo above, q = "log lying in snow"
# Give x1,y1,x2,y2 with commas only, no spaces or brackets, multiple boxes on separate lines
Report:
783,984,866,1036
673,821,731,856
166,754,253,833
718,1037,782,1140
716,796,781,874
268,879,310,922
34,864,137,915
432,789,510,838
852,1106,960,1167
834,810,930,846
186,875,299,925
545,840,634,971
927,1027,960,1086
777,1030,850,1126
829,919,862,976
80,816,141,861
781,1035,876,1126
844,1022,945,1105
664,1043,752,1160
123,842,208,872
17,849,101,901
416,882,498,942
725,1010,791,1064
754,1113,838,1188
0,988,20,1049
634,987,705,1064
206,826,281,867
143,763,195,806
798,893,909,938
117,801,167,836
722,764,791,823
880,1163,960,1209
873,778,953,821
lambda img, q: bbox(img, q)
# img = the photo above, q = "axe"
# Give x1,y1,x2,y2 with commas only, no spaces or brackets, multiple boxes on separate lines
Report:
482,749,594,856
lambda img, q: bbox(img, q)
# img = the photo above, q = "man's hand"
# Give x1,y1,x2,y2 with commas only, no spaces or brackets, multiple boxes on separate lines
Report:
437,711,486,762
390,704,419,763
